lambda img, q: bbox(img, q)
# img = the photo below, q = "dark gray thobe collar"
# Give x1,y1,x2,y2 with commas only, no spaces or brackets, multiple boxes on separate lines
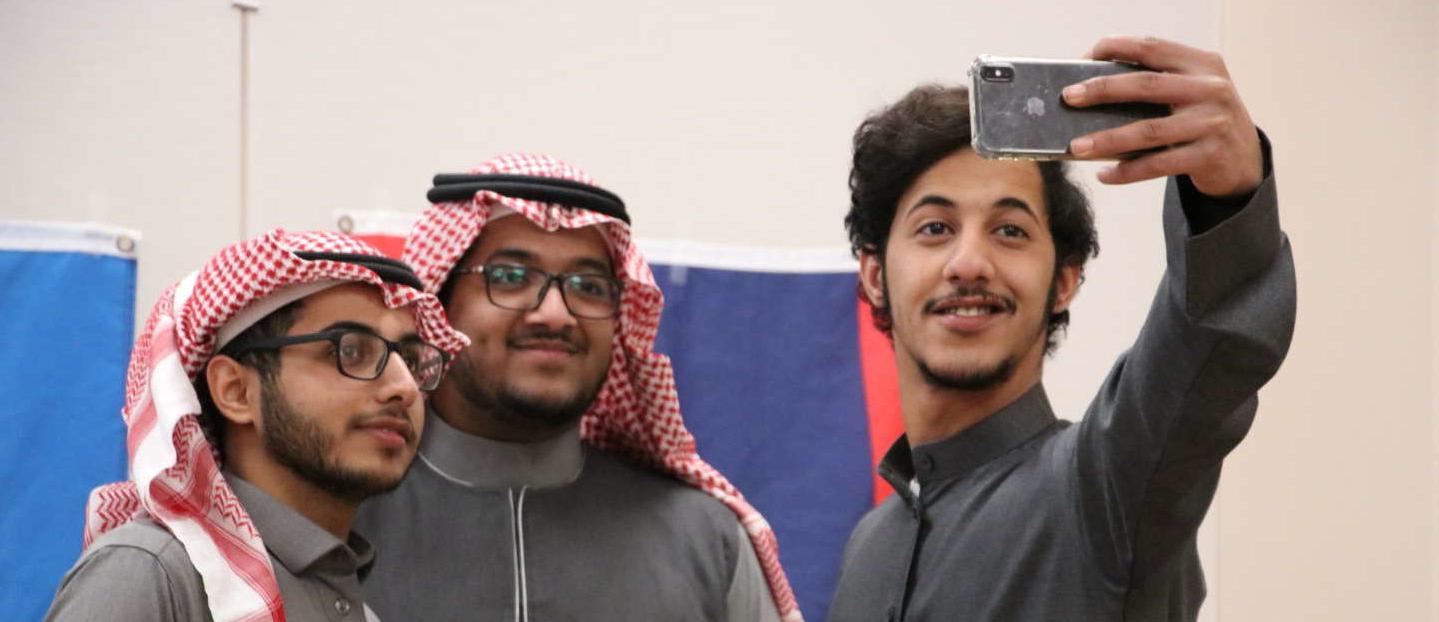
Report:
415,408,586,490
877,383,1058,505
223,472,376,581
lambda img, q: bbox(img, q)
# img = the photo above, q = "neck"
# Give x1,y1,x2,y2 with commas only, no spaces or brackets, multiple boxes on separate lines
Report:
431,379,573,443
420,411,585,489
895,350,1045,447
224,435,356,539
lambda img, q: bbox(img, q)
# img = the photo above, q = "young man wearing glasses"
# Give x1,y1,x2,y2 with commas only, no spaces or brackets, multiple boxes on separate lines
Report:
355,154,798,621
47,231,466,622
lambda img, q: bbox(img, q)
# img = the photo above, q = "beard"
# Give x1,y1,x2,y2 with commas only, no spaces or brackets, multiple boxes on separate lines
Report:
447,348,608,436
916,355,1016,391
258,378,411,504
889,272,1058,393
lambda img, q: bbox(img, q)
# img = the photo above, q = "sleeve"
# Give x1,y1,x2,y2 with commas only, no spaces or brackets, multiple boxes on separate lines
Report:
1070,132,1296,579
724,522,782,622
44,545,189,622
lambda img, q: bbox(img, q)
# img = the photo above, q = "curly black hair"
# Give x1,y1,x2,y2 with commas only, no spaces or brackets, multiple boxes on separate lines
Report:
845,84,1099,353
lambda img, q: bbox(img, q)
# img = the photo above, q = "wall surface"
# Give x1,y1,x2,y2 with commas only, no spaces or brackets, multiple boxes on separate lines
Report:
1218,0,1438,619
0,1,240,314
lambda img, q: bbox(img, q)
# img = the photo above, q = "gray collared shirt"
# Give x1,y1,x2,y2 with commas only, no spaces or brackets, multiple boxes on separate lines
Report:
831,144,1295,621
46,473,379,622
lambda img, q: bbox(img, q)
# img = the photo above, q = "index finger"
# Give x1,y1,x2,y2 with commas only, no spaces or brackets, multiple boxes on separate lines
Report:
1086,35,1216,74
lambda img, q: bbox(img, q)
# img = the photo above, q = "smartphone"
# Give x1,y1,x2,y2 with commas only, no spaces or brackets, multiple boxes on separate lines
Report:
969,55,1169,160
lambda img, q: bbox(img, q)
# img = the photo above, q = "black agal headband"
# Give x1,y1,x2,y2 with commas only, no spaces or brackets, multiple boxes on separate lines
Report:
425,173,630,225
293,251,425,291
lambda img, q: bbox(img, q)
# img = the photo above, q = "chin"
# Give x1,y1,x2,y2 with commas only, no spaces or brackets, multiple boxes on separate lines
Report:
916,355,1016,392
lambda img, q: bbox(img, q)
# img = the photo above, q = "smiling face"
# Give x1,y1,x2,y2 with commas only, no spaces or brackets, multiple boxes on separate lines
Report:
254,283,427,503
434,215,619,442
860,149,1080,395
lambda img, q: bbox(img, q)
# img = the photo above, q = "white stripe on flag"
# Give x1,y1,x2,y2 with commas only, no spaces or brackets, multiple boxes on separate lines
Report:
635,239,856,274
0,219,140,258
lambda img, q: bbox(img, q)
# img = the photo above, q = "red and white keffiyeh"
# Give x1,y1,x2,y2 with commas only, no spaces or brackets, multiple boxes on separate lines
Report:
83,230,467,622
405,153,803,621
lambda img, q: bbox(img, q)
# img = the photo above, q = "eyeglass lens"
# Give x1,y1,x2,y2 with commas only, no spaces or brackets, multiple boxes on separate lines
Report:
335,332,446,390
483,264,619,319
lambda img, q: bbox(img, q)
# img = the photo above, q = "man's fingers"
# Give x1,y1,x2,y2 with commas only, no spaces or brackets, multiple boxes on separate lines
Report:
1063,72,1228,107
1088,35,1220,74
1094,144,1208,186
1070,110,1227,159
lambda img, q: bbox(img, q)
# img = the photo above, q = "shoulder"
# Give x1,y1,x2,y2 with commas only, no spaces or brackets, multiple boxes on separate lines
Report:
585,448,738,513
46,518,209,622
578,446,744,548
77,517,195,572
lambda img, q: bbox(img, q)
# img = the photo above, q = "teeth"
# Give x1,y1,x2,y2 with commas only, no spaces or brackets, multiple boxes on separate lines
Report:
944,307,991,316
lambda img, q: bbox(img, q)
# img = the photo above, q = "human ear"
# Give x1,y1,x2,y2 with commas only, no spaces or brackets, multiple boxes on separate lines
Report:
1051,264,1083,314
205,355,263,427
858,250,887,308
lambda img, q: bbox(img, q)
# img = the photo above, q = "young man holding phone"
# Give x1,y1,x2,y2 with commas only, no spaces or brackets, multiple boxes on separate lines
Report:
828,36,1295,621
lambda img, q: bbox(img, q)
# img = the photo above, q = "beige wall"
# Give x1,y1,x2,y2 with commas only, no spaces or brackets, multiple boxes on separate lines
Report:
0,1,240,313
3,1,1436,619
1218,0,1438,619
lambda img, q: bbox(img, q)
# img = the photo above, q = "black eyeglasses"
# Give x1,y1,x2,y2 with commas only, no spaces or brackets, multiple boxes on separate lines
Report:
453,263,623,319
232,329,449,391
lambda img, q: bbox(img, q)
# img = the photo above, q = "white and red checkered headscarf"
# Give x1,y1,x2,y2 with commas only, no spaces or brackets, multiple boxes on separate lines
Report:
82,230,467,622
405,153,802,621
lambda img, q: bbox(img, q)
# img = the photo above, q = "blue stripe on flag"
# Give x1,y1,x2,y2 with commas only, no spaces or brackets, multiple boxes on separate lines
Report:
652,264,872,621
0,250,133,619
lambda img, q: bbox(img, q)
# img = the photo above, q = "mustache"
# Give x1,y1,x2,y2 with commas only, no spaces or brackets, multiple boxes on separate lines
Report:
507,328,585,353
922,286,1017,314
352,408,417,443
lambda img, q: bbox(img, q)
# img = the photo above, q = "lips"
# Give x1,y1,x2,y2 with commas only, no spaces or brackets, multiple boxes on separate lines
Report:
507,329,585,356
354,414,415,446
924,291,1016,317
509,338,581,354
923,290,1016,332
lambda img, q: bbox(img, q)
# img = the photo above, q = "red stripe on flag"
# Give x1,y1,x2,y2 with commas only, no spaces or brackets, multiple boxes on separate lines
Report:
352,234,406,260
856,298,902,506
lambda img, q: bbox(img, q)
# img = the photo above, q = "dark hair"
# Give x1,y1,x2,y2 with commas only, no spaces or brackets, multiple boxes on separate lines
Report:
845,84,1099,353
194,300,304,461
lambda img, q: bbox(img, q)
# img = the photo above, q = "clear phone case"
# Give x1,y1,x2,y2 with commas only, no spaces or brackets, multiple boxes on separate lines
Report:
969,55,1169,160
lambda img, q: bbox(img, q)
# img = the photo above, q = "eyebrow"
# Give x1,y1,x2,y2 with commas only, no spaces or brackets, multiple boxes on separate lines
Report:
904,194,1039,221
319,321,422,343
485,248,613,275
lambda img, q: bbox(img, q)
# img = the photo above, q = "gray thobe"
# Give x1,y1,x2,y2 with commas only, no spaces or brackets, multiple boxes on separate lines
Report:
830,153,1295,621
355,411,780,622
46,473,380,622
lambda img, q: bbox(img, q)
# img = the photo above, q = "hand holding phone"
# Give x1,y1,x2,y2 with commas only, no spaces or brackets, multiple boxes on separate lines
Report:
1063,36,1263,198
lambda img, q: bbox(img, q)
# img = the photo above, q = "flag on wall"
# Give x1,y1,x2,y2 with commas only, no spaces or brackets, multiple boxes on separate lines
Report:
0,221,138,620
344,212,903,620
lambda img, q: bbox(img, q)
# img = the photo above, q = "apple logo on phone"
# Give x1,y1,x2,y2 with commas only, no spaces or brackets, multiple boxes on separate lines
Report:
1025,97,1046,117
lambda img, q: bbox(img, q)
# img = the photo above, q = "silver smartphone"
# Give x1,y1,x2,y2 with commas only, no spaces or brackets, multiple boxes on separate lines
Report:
969,55,1169,160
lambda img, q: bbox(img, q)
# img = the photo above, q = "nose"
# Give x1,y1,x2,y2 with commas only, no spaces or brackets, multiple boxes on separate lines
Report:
375,351,421,409
524,281,579,329
941,229,996,285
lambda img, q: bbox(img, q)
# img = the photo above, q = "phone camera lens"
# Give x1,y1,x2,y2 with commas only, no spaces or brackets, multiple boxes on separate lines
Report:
981,65,1014,82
